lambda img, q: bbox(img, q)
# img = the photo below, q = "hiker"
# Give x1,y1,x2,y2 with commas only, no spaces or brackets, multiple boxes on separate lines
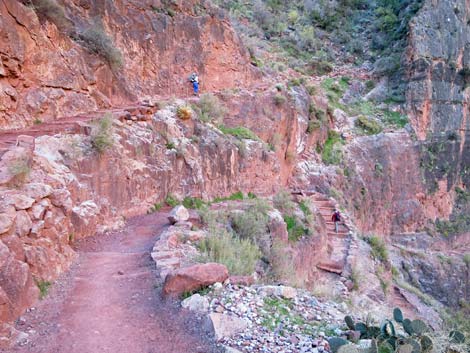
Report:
189,72,199,96
315,332,331,353
331,209,341,233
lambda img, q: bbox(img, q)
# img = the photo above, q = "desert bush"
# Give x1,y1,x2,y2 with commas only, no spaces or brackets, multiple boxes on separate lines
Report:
267,241,299,285
355,115,383,135
8,156,31,186
182,196,205,209
31,0,71,32
283,214,308,242
36,279,51,299
90,114,114,154
198,228,261,275
274,94,287,106
219,126,260,141
176,106,192,120
273,189,295,214
80,21,123,71
321,130,343,165
366,235,389,263
196,94,227,124
165,194,180,207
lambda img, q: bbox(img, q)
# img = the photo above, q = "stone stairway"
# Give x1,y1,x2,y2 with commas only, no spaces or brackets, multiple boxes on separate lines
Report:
309,192,352,275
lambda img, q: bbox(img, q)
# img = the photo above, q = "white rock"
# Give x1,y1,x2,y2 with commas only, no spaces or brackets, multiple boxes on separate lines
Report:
209,313,249,340
181,294,209,313
168,205,189,224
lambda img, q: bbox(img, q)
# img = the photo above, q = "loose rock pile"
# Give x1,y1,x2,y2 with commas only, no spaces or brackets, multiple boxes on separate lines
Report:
185,283,349,353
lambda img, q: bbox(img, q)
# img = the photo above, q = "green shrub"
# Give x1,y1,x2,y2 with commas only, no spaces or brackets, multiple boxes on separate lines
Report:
366,235,389,263
322,130,343,165
231,200,269,243
355,116,382,135
148,202,163,213
284,214,307,242
212,191,244,203
36,280,51,299
196,94,227,124
382,110,408,128
90,114,114,154
219,125,260,141
182,197,205,209
165,194,180,207
80,21,123,71
165,141,176,150
268,241,298,285
197,229,261,275
273,189,295,214
8,156,31,186
274,94,287,106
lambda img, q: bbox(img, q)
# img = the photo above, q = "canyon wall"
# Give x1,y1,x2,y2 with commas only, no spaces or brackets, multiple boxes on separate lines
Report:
0,0,257,129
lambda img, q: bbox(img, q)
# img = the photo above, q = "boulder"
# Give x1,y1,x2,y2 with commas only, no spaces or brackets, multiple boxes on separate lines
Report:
258,285,297,299
15,211,32,237
163,263,229,296
181,293,209,313
5,194,35,210
0,214,14,235
23,183,53,201
168,205,189,225
209,313,249,340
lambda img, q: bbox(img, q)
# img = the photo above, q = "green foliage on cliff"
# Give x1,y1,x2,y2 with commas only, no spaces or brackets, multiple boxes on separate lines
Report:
30,0,71,32
80,21,123,71
321,131,343,165
219,125,261,141
90,114,114,154
366,235,389,263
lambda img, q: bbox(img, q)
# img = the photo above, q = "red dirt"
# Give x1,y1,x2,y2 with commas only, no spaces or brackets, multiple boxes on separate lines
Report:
8,212,222,353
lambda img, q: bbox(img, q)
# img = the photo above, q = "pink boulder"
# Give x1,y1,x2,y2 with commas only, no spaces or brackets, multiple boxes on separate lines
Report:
163,263,229,296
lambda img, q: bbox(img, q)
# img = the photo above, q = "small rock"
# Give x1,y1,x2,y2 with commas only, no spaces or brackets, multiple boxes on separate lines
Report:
181,294,209,313
168,205,190,225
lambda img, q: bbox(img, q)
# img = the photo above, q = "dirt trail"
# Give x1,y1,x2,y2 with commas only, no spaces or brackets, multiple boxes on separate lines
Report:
10,212,221,353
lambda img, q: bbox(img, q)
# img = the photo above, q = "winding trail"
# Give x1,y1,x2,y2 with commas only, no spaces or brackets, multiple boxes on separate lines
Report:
11,212,221,353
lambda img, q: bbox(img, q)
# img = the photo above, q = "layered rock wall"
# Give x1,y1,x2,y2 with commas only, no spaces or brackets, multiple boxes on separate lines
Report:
0,0,257,129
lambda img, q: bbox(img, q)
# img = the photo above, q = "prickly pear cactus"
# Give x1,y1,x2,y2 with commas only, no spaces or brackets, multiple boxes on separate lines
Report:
381,320,396,337
449,330,466,344
405,338,422,353
410,319,428,335
345,316,356,330
420,335,433,352
393,308,404,323
377,342,394,353
402,319,414,336
355,322,368,335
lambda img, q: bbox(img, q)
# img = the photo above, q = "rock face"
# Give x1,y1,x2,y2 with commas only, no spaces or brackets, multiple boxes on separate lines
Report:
163,263,229,296
406,0,470,141
0,0,257,129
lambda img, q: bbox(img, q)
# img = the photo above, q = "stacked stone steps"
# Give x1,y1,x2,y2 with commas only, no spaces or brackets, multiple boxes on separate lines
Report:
308,192,352,276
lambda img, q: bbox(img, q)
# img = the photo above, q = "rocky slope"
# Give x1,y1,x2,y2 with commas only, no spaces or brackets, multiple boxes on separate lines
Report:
0,0,256,129
0,0,469,349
